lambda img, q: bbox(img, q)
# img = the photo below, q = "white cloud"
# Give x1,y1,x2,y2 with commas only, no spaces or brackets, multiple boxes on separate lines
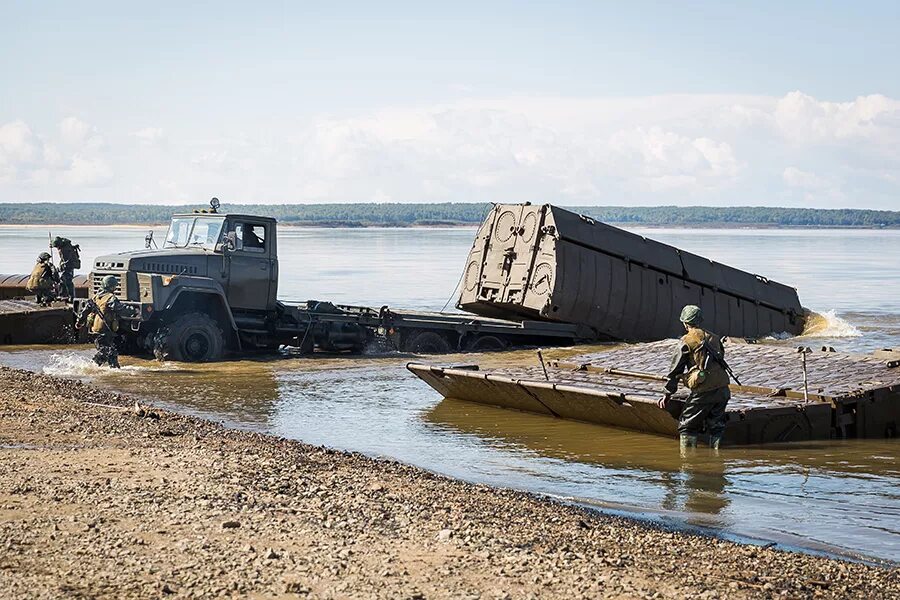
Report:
371,188,392,202
774,91,900,143
0,117,113,190
606,127,742,193
0,121,40,182
59,117,92,146
783,166,828,190
3,92,899,207
133,127,165,146
782,166,844,204
63,155,114,187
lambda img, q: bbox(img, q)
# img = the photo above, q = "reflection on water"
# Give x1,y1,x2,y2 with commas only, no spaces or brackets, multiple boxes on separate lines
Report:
426,396,900,560
1,226,900,563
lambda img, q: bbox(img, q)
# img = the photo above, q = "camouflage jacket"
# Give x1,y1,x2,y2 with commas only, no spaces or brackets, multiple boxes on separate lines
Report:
664,327,730,396
26,261,59,292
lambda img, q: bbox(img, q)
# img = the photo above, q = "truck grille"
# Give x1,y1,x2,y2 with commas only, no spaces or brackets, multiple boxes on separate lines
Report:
91,273,127,300
141,262,199,275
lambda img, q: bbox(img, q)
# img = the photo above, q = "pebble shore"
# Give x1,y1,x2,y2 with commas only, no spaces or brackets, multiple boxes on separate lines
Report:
0,365,897,599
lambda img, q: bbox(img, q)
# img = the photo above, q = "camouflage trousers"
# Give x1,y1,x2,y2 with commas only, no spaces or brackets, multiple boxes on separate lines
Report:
34,290,55,305
92,332,120,369
60,269,75,300
677,386,730,438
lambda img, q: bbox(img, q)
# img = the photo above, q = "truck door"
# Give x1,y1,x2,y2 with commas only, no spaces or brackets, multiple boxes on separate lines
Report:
226,221,272,311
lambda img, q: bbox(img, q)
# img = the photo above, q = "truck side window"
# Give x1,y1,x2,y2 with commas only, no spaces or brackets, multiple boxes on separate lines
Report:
235,223,266,253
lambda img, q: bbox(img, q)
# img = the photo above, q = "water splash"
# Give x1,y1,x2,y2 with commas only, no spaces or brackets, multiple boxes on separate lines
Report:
42,352,179,378
799,310,862,339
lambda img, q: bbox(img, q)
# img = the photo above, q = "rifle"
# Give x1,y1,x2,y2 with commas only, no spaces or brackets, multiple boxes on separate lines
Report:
77,297,114,333
702,339,742,386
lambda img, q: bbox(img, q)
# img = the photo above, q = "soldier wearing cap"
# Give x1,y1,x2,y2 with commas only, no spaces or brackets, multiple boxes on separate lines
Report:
51,236,81,300
75,275,134,368
658,305,732,450
26,252,60,305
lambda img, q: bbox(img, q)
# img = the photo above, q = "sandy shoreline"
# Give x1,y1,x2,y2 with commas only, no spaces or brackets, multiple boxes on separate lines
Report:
1,366,897,599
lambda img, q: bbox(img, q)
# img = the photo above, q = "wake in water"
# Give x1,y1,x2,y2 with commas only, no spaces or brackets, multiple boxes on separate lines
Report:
764,309,861,341
42,352,180,378
798,309,862,338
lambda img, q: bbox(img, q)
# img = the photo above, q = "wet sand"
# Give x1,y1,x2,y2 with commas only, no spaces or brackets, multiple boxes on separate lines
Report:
1,366,897,599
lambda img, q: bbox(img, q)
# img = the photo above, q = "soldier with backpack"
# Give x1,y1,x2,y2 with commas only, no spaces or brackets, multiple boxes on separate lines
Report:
26,252,60,305
658,305,739,450
75,275,135,368
51,236,81,300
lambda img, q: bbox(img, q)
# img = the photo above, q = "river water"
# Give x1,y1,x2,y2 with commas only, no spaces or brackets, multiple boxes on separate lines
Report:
1,225,898,564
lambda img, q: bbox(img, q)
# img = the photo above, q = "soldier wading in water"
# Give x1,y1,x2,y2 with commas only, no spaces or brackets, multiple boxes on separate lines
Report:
658,305,737,451
75,275,135,368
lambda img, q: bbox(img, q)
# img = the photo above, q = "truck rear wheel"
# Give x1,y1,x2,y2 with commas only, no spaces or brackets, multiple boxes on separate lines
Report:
403,330,452,354
154,312,225,362
465,335,508,352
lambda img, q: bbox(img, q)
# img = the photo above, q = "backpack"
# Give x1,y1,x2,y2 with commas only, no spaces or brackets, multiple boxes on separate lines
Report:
680,328,730,392
59,240,81,270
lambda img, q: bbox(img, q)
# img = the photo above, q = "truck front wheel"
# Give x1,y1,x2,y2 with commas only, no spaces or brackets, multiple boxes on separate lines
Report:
154,312,225,362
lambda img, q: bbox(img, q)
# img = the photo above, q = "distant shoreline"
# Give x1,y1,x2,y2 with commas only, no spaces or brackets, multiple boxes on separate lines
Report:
1,221,897,230
2,202,899,229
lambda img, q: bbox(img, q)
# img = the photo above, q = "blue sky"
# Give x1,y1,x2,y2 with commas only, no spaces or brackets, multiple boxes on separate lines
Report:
2,1,899,208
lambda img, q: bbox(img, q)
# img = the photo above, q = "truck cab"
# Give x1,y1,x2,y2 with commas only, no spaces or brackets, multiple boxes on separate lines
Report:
161,212,279,311
89,204,283,361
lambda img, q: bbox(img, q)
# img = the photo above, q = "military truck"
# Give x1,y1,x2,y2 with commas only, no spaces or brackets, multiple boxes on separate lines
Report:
88,200,806,362
87,200,582,361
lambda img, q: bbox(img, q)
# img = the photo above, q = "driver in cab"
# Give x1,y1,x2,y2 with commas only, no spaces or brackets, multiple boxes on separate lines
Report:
242,225,264,251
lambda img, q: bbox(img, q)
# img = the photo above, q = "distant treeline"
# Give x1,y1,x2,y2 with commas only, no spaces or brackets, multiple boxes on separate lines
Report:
0,202,898,228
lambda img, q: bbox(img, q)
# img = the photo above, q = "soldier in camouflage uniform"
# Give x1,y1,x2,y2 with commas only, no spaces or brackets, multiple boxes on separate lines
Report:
658,305,733,450
26,252,59,305
75,275,134,368
51,236,81,300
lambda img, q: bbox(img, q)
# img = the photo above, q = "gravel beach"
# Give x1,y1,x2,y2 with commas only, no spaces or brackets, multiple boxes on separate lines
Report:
0,365,897,599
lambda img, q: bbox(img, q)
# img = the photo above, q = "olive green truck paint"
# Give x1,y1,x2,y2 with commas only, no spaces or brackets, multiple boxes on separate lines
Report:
86,206,582,361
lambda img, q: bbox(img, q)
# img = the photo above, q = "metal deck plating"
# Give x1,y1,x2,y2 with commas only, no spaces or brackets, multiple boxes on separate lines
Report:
408,341,900,445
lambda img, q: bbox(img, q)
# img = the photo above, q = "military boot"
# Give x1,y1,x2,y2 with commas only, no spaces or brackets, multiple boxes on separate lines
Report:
679,434,698,449
679,434,698,458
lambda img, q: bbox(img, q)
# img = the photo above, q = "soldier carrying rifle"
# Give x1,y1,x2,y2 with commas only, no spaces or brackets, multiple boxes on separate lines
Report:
75,275,136,368
658,305,740,451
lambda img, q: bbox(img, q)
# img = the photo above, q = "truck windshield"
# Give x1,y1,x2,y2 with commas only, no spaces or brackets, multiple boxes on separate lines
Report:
164,217,225,250
165,218,193,247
